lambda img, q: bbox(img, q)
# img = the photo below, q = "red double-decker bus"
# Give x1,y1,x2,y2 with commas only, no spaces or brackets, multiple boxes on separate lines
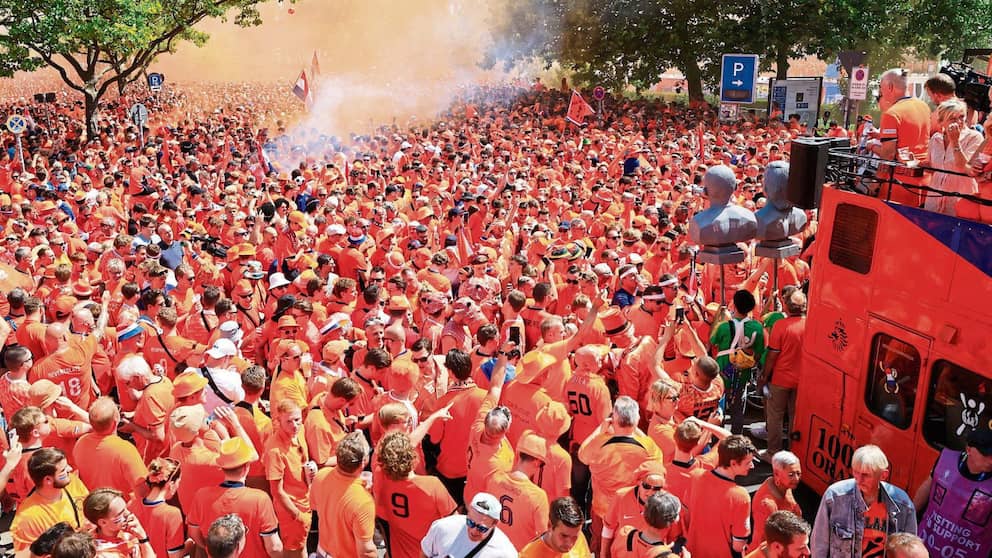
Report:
792,184,992,495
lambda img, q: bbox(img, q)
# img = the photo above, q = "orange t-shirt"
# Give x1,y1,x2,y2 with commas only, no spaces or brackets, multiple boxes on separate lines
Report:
766,316,805,390
264,429,310,513
578,432,663,517
169,441,223,512
675,378,724,423
603,485,647,539
750,478,802,547
128,499,185,558
647,416,676,464
878,97,931,206
30,336,99,408
236,401,272,479
685,469,751,558
428,384,487,479
374,474,456,558
485,471,550,550
304,406,348,467
563,372,612,449
187,483,279,558
73,432,147,498
309,467,376,558
132,377,175,462
862,500,889,558
503,381,552,447
520,533,593,558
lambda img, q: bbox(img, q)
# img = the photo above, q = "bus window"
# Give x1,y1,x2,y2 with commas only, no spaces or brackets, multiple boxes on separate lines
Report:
864,333,921,429
923,360,992,451
828,203,878,274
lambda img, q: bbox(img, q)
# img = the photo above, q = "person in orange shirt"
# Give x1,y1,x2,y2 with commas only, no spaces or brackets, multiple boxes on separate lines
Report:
15,297,47,361
577,396,663,556
562,344,612,511
73,397,147,499
263,400,312,558
675,356,724,424
0,346,35,422
7,406,55,505
520,496,592,558
646,379,680,464
684,435,756,558
531,403,573,502
82,487,156,558
750,451,803,548
29,380,92,466
374,431,456,558
465,347,514,504
129,457,190,558
9,447,89,554
31,313,108,410
610,492,687,558
167,403,224,512
308,431,377,558
115,355,175,462
269,339,309,415
744,511,811,558
664,418,731,508
304,377,361,468
427,348,486,508
235,366,273,491
485,431,551,550
147,306,206,378
188,437,282,558
600,461,668,558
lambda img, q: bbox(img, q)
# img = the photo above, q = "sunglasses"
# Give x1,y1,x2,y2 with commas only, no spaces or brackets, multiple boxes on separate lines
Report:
566,279,579,285
607,236,620,240
465,517,491,534
641,482,664,491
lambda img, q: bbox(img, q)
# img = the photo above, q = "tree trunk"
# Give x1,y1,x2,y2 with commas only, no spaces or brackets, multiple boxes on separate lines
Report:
682,57,705,103
84,89,99,140
776,45,790,80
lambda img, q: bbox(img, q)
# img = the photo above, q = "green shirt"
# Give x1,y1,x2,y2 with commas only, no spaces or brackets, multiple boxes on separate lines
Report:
710,317,766,384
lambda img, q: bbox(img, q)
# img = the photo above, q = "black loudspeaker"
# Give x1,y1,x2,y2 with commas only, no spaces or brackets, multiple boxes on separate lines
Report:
787,137,832,209
45,92,56,103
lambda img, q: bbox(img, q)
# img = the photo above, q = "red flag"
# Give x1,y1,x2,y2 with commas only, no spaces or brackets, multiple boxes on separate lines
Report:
292,69,312,108
311,51,321,78
566,90,595,125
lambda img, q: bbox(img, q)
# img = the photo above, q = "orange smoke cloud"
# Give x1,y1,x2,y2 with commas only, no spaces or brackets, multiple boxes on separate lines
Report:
152,0,516,133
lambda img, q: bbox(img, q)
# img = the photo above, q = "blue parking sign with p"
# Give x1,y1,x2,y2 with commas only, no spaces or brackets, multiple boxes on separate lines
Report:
147,73,164,91
720,54,759,104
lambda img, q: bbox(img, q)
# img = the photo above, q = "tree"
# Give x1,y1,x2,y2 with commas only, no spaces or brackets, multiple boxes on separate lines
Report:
0,0,275,138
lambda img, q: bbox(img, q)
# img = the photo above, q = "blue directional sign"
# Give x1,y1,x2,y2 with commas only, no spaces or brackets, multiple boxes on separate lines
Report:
720,54,759,104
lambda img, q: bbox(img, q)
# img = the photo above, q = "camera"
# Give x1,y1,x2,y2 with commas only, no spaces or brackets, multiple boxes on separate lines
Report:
940,62,991,113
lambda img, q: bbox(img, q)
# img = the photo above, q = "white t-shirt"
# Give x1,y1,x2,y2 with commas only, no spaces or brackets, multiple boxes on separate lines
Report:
421,515,518,558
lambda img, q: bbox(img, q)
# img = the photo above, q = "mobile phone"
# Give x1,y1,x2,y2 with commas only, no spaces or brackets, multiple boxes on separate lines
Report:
7,428,17,447
508,326,521,346
675,307,686,323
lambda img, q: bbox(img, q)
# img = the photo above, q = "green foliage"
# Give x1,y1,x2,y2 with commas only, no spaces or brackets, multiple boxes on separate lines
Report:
487,0,992,100
0,0,282,134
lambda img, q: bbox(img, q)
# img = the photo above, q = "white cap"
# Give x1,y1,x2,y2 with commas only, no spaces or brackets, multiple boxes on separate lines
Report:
268,272,291,290
326,224,346,236
206,338,238,359
218,321,243,344
400,141,413,150
470,492,501,520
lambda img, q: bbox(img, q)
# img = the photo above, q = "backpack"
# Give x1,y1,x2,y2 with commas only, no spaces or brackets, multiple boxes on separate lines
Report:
717,317,757,370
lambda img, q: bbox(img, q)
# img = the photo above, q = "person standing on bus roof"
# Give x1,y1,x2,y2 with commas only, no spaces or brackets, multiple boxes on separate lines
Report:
810,445,917,558
913,428,992,558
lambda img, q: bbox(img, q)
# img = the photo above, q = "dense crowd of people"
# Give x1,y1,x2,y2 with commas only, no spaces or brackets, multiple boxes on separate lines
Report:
0,69,987,558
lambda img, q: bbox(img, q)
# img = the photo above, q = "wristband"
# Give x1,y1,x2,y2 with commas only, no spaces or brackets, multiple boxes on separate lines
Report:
138,538,150,544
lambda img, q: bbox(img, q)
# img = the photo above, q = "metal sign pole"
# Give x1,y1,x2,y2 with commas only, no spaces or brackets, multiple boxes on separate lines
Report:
15,135,24,171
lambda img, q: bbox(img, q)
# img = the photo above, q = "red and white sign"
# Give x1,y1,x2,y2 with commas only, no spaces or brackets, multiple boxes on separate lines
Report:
849,66,869,100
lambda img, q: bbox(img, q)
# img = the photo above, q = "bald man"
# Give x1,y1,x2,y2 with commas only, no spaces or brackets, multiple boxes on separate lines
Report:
31,305,107,408
72,396,148,498
869,68,931,207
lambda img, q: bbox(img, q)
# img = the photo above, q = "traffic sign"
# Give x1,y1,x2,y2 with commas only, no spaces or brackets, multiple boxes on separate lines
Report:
5,115,26,134
849,66,869,100
147,73,164,91
720,54,759,104
593,86,605,101
129,103,149,127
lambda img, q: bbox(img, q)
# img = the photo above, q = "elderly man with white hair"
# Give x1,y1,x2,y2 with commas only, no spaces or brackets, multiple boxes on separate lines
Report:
116,353,175,461
751,451,804,547
867,68,932,207
811,445,917,557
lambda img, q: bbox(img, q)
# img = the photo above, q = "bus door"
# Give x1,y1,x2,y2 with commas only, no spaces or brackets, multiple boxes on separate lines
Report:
853,316,931,489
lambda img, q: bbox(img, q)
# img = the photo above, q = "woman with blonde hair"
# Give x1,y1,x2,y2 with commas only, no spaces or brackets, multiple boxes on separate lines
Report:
646,378,682,462
927,98,982,215
128,457,190,558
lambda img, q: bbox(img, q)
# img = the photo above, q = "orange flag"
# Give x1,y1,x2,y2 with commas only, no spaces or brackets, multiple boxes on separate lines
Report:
566,90,595,125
